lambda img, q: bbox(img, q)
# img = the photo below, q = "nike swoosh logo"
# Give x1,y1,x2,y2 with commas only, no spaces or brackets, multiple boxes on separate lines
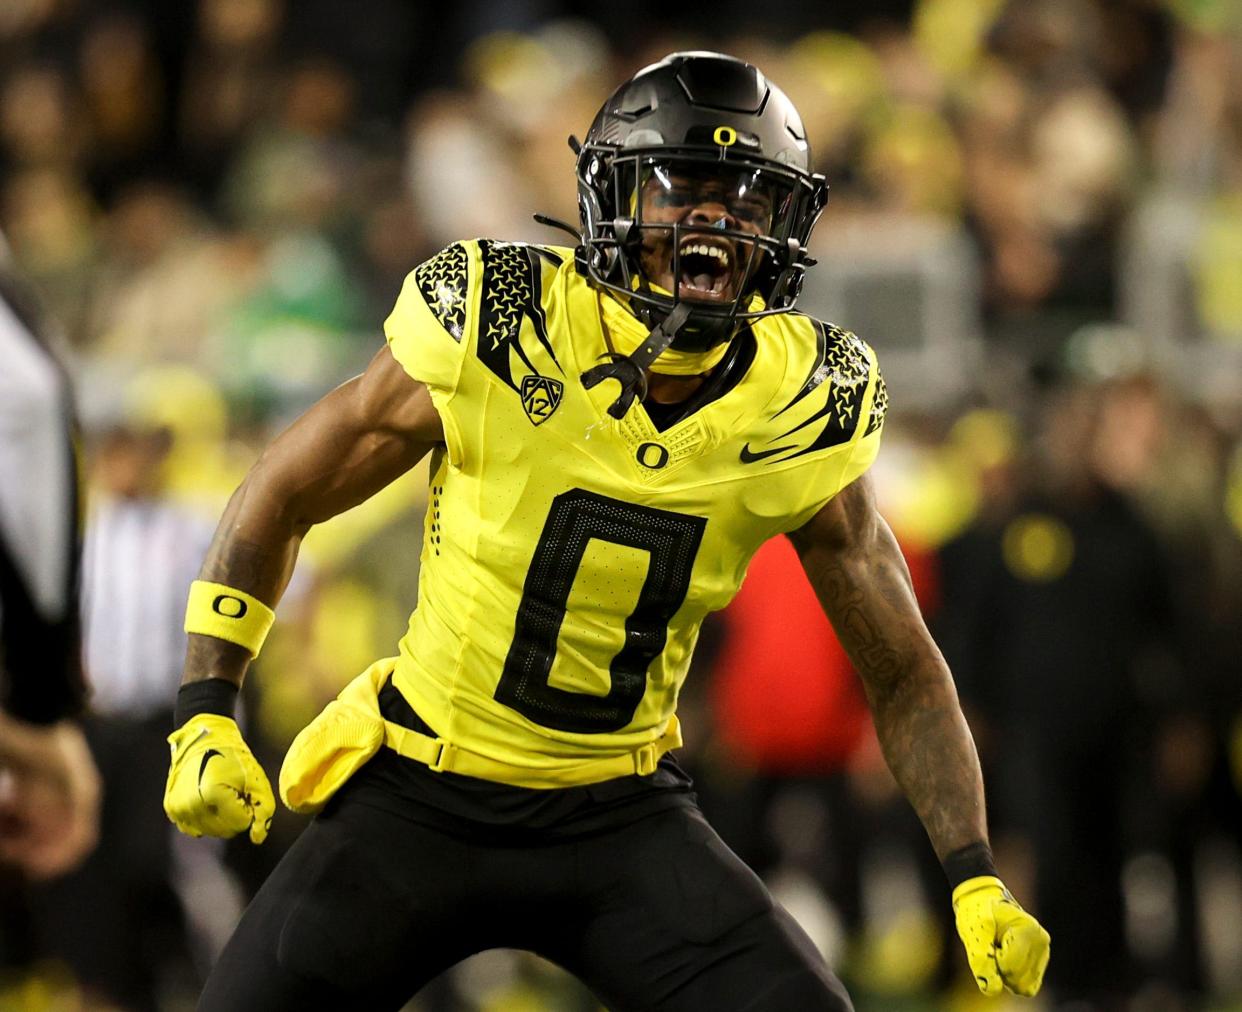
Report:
171,724,209,761
198,749,223,786
739,443,796,463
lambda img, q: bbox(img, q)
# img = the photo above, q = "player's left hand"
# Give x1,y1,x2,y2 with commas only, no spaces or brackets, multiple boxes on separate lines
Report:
952,875,1050,997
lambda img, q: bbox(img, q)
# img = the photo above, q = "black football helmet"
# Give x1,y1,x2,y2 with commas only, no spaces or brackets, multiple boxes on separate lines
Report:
560,52,829,416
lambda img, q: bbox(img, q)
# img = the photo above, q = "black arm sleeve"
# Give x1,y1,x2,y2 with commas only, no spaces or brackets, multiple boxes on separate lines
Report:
0,270,85,724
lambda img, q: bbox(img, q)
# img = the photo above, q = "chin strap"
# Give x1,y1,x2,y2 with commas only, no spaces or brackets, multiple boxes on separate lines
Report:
581,302,693,419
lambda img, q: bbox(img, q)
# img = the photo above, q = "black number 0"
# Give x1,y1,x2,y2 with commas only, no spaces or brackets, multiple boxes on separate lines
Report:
494,489,706,733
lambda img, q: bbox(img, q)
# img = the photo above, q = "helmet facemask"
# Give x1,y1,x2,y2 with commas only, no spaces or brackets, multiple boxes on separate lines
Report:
578,148,826,353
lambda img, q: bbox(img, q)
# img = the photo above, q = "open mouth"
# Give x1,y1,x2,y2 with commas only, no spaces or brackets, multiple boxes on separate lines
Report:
676,238,734,300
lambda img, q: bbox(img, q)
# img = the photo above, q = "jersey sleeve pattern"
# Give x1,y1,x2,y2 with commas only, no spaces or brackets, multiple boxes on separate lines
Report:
413,243,470,341
745,320,886,465
475,240,564,391
384,242,474,395
864,366,888,438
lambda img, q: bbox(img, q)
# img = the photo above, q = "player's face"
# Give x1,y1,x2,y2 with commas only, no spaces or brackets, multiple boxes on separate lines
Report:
637,162,783,305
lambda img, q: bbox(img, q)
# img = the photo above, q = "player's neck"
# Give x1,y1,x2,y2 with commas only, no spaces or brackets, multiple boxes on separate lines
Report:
598,302,716,406
645,370,708,405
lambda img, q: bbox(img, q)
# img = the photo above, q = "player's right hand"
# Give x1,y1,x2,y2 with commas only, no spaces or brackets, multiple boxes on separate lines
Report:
0,713,101,879
164,714,274,844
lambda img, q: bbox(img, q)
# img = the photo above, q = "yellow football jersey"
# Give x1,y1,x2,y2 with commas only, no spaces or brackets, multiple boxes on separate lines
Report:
382,239,886,787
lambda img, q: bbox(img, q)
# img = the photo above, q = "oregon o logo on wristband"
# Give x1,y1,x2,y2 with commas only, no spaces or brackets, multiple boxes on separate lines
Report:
212,594,248,619
185,581,275,658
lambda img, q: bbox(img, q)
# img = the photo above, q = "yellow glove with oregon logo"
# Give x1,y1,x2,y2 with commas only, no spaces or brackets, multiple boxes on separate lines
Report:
952,876,1050,997
164,713,274,845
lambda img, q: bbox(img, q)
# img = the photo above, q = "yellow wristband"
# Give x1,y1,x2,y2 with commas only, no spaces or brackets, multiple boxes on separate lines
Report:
184,581,276,658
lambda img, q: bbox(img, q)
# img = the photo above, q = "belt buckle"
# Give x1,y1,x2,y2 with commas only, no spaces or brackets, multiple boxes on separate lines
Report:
634,746,658,778
428,740,451,773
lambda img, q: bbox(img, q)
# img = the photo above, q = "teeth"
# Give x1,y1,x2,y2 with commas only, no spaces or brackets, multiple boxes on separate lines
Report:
679,243,729,267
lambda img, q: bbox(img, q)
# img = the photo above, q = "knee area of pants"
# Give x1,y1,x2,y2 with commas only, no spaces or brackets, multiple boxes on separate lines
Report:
740,970,854,1012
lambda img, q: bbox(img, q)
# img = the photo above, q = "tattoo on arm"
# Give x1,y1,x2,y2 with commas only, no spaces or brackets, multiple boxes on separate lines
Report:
182,490,306,688
791,477,987,859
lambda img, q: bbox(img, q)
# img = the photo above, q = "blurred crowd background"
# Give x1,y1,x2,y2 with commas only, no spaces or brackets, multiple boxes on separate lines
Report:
2,0,1241,1009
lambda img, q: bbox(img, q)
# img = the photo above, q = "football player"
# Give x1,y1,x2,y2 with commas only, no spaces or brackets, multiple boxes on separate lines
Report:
165,53,1049,1010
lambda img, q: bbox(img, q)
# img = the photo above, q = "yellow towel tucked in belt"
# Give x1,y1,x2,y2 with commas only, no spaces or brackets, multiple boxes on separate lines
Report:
279,658,392,814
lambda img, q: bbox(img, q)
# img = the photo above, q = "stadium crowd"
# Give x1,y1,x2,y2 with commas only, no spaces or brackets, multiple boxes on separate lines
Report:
1,0,1240,1009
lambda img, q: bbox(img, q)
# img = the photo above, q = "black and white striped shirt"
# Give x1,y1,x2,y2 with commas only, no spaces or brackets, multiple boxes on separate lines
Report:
80,496,213,718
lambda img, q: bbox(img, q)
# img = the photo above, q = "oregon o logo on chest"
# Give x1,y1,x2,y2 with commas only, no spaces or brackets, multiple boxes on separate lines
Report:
212,594,248,619
636,442,670,469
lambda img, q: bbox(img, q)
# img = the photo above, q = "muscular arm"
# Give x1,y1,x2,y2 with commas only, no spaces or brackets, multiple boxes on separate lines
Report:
183,345,444,688
789,473,986,860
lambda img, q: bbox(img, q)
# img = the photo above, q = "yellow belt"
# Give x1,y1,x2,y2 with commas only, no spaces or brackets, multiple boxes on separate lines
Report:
280,658,684,813
381,713,682,788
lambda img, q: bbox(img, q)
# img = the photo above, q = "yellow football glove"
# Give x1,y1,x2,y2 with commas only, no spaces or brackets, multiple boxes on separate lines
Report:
952,876,1050,997
164,714,274,844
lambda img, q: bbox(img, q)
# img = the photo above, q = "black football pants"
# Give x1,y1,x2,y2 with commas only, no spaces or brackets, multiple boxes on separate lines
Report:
198,790,853,1011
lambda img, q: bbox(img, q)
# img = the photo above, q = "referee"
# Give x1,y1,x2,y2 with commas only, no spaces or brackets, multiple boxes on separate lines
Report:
0,240,100,880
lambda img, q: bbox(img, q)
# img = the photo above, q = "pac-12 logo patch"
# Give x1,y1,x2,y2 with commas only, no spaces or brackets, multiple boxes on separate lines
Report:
520,375,563,425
